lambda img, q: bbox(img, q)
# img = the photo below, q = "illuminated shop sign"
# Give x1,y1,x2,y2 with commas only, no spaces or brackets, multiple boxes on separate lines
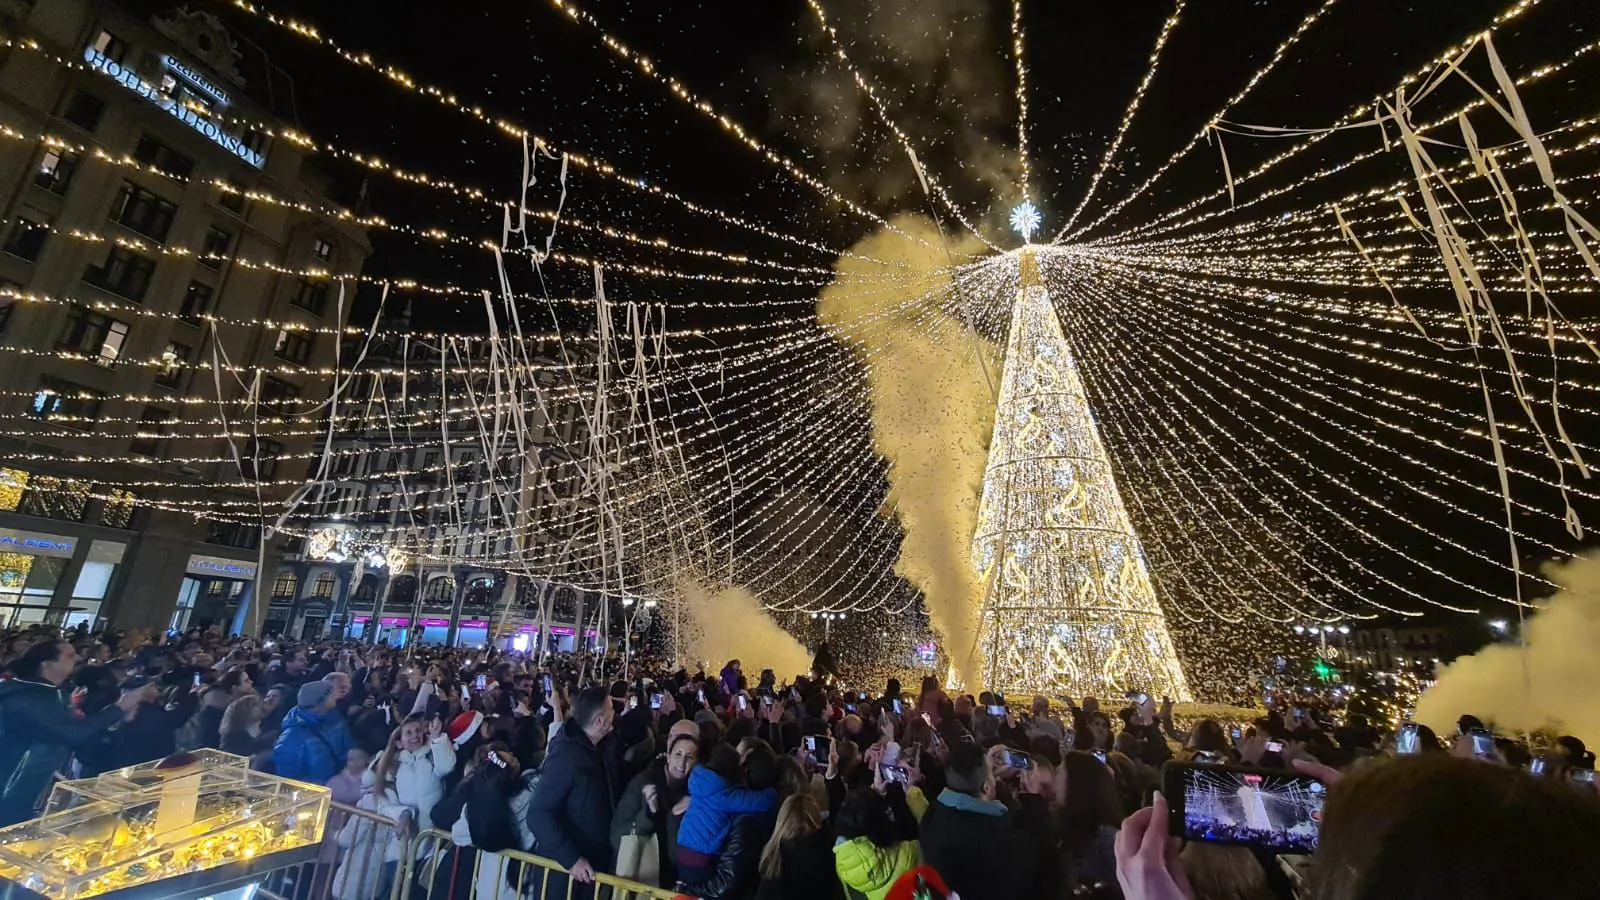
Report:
83,47,265,168
186,554,257,579
0,527,76,558
162,55,231,106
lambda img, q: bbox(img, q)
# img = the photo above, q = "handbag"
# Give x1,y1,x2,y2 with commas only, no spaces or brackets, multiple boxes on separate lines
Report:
615,828,660,885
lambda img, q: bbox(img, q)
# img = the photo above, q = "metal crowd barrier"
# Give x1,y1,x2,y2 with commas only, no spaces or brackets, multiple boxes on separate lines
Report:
257,800,413,900
406,828,685,900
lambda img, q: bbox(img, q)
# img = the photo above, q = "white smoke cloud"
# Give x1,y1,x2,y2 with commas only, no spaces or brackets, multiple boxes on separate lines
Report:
676,578,815,681
816,214,996,688
1415,553,1600,744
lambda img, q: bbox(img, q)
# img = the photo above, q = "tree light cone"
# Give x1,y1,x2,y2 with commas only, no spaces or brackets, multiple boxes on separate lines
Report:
971,249,1192,700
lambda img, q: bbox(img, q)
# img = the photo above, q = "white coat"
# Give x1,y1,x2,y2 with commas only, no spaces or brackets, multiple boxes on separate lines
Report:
449,774,538,899
365,734,457,857
331,791,403,900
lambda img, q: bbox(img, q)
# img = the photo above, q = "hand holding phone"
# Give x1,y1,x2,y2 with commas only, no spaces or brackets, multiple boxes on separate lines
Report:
1163,761,1325,854
999,749,1033,771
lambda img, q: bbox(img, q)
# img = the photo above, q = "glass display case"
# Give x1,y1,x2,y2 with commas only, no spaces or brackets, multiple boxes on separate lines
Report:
0,751,329,900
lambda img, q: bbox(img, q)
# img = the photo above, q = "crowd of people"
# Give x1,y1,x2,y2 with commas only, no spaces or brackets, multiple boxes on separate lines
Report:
0,624,1597,900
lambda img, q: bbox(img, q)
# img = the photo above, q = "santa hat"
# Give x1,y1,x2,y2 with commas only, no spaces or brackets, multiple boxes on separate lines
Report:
447,711,484,747
887,866,956,900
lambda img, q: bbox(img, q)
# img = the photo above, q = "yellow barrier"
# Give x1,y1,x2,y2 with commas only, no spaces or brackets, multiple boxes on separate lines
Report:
407,828,687,900
256,800,411,900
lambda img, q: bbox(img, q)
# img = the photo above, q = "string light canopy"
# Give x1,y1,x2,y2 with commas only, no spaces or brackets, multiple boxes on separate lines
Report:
0,0,1590,694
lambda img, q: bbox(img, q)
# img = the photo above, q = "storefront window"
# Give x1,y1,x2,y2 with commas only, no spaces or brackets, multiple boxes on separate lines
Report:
66,541,125,631
0,469,27,512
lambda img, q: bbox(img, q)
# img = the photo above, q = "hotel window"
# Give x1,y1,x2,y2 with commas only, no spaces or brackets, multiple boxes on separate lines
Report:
83,246,157,302
35,150,78,194
259,376,301,413
132,135,194,183
313,238,334,264
154,341,192,390
62,92,106,133
109,182,178,243
312,573,335,598
179,281,213,325
90,30,126,62
272,572,298,598
242,438,283,480
32,376,104,425
128,407,174,458
199,227,232,269
274,329,314,365
57,306,129,367
218,179,246,214
2,216,49,262
290,279,329,316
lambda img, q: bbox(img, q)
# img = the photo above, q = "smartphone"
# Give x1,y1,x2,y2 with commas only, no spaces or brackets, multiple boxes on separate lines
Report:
892,699,903,715
1163,761,1326,854
650,692,663,710
804,734,831,758
1396,723,1421,755
987,704,1005,716
1092,750,1108,765
880,764,910,785
541,674,554,694
762,695,773,708
1571,769,1596,786
1193,750,1224,764
1264,741,1285,754
737,695,748,711
1230,726,1242,742
845,703,857,713
629,695,639,710
1060,730,1076,751
383,705,391,725
697,688,706,704
1470,730,1494,759
461,683,471,702
475,674,488,691
1127,691,1150,705
1000,749,1033,771
193,673,202,688
1530,757,1548,775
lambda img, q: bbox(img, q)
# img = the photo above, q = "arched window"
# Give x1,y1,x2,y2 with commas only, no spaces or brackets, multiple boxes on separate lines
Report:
272,572,298,598
389,575,417,607
423,577,453,603
353,574,379,602
312,573,336,598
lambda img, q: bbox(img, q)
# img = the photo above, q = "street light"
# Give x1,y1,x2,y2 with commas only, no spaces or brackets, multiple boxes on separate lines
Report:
810,611,845,640
1488,619,1508,635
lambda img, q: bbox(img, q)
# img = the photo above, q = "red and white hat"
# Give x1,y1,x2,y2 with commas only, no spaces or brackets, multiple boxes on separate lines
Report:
447,710,484,747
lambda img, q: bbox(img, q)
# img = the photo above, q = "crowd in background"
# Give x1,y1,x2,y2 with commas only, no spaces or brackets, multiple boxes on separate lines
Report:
0,623,1597,900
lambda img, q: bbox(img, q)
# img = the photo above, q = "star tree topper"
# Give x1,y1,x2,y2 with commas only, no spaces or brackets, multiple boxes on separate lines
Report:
1010,200,1042,242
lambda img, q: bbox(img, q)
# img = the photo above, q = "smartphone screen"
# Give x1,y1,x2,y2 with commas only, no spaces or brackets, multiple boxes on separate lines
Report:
1230,726,1242,741
650,693,663,710
697,688,706,704
737,695,748,711
193,672,202,688
1194,750,1224,764
805,734,831,757
628,695,639,710
892,699,903,715
845,703,857,713
541,674,553,694
1530,757,1547,775
1264,741,1285,754
987,704,1005,716
1164,762,1326,854
475,674,488,691
762,695,773,708
1470,731,1494,758
1571,769,1596,786
1000,749,1033,771
1092,750,1108,765
1396,723,1420,755
881,764,910,784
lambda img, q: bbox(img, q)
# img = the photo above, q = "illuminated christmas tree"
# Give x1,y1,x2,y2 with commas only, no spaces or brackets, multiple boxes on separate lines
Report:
970,249,1191,700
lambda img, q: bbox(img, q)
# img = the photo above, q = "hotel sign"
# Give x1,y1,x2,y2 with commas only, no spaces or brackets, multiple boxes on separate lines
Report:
186,554,257,579
0,527,76,558
162,55,231,106
83,47,265,169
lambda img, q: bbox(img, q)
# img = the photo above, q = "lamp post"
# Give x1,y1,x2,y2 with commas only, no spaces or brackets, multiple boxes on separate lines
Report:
811,611,844,641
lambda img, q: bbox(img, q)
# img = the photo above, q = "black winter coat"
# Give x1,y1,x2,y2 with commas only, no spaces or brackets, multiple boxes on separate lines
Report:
919,792,1050,900
527,720,619,870
0,680,123,827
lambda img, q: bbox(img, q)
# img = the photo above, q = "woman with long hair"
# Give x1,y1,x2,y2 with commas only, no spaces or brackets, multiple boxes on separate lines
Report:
449,745,537,898
365,713,456,896
1056,750,1125,893
756,793,842,900
219,694,267,758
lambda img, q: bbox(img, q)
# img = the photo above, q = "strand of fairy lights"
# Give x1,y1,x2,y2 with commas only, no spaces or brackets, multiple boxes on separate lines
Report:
1054,0,1189,237
803,0,1002,250
1063,263,1526,611
1010,0,1031,199
1059,0,1345,243
1048,268,1372,622
542,0,940,250
1097,7,1583,247
1058,280,1428,620
1092,259,1579,557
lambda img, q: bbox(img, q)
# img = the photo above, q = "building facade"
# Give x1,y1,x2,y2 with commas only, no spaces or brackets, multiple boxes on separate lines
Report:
0,0,369,631
271,326,605,649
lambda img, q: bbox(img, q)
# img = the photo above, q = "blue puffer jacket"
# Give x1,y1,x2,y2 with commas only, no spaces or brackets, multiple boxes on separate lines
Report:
272,706,352,784
676,766,777,856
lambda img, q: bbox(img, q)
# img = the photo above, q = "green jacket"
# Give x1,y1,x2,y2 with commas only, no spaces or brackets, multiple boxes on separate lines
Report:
833,837,920,900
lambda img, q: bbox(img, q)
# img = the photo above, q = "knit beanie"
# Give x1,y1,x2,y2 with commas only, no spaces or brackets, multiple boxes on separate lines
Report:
297,680,333,709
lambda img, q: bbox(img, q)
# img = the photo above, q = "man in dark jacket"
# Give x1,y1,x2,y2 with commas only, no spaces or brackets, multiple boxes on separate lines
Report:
528,686,617,899
0,641,140,826
919,743,1050,900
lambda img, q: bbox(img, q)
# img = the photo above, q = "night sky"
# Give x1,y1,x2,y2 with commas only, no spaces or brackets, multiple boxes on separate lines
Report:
191,0,1600,657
